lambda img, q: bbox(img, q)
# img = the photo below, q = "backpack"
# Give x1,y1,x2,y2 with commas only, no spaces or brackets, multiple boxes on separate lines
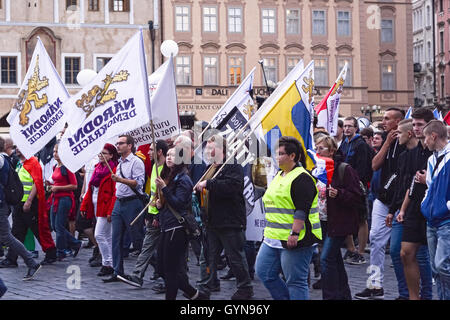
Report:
0,155,24,205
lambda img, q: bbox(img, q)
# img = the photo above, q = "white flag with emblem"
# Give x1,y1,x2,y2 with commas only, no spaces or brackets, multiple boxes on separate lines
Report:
7,37,69,159
58,30,151,172
127,56,180,147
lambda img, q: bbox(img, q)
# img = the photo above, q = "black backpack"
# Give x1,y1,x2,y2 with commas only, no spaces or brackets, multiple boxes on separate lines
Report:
0,155,24,205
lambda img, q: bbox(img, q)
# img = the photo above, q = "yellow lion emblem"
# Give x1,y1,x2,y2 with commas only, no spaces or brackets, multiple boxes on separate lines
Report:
301,69,314,105
76,70,129,118
13,55,49,126
331,77,345,96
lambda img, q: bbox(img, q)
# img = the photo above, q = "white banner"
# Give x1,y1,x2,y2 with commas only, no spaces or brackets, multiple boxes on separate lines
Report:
7,38,69,159
59,30,151,172
127,57,180,147
315,63,347,136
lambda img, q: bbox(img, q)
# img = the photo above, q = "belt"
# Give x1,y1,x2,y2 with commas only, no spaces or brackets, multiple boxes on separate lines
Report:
118,195,139,203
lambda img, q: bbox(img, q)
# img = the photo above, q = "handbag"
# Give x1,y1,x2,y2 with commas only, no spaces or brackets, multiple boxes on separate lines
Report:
166,202,201,240
119,163,150,206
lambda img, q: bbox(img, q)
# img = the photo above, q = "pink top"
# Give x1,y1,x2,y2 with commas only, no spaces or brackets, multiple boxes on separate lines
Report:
50,166,77,214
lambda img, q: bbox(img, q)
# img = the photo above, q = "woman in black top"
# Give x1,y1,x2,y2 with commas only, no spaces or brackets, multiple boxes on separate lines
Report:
155,146,208,300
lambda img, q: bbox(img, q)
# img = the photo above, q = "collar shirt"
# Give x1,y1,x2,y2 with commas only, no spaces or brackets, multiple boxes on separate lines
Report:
116,153,145,198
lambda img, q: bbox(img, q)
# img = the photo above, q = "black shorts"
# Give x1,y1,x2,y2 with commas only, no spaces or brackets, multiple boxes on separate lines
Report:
402,217,428,245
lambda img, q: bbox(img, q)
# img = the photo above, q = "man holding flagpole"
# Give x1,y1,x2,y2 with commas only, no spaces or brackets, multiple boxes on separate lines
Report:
103,135,145,283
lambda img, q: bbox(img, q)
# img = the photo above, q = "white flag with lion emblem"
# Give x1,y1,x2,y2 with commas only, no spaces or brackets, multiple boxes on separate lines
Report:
59,30,151,172
7,37,69,159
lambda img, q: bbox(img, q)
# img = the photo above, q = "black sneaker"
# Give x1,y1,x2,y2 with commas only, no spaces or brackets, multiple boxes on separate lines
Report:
117,274,143,288
231,288,254,300
354,288,384,300
40,257,57,265
185,289,211,300
0,259,18,268
152,283,166,294
344,251,357,264
97,266,114,277
220,270,235,281
72,242,82,258
102,275,119,283
349,253,367,265
23,264,42,281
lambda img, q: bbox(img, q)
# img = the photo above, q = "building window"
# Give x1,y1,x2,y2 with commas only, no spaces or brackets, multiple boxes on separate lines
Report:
381,63,395,90
286,57,300,74
88,0,99,11
441,74,445,98
228,7,242,33
428,41,432,63
440,30,445,53
427,6,431,26
96,57,112,72
262,9,276,34
1,57,17,85
229,56,243,86
65,57,81,85
381,19,394,43
204,56,218,86
337,58,352,87
262,57,277,83
312,10,326,35
203,7,217,32
66,0,77,10
175,6,190,32
337,11,351,37
439,0,443,13
286,9,300,35
315,59,328,86
176,56,191,85
111,0,129,12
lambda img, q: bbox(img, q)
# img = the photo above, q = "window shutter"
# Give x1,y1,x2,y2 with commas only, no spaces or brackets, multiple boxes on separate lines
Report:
109,0,113,12
124,0,130,12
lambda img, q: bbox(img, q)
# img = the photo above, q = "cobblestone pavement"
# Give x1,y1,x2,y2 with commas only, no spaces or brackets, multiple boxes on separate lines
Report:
0,244,436,300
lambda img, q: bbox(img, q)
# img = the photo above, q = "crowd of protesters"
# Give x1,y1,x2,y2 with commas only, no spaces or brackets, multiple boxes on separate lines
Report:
0,107,449,301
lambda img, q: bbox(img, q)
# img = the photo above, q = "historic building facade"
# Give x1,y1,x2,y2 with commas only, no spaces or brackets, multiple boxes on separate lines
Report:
0,0,413,127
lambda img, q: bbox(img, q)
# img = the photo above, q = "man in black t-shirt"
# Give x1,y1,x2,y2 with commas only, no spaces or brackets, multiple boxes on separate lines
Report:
355,108,405,300
394,109,434,300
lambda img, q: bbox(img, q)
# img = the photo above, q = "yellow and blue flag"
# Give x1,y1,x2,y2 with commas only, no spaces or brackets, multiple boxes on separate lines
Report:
258,61,315,170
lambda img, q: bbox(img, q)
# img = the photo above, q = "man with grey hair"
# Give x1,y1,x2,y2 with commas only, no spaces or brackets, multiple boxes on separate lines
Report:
0,137,41,280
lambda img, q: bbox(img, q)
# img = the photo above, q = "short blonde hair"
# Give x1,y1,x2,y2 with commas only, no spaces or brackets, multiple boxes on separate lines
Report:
315,135,338,154
424,120,448,140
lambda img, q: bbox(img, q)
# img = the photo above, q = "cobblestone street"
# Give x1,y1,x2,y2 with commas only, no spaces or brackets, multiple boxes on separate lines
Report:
0,243,435,300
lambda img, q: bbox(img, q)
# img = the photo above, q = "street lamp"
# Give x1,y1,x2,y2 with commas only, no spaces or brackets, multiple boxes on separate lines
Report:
360,105,381,122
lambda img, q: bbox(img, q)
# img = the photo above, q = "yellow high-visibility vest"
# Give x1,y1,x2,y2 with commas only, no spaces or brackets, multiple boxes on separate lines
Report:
262,166,322,243
17,165,33,202
148,164,163,215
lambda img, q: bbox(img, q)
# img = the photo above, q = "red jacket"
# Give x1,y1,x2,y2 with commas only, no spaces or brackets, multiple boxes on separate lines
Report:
23,157,56,252
80,168,116,219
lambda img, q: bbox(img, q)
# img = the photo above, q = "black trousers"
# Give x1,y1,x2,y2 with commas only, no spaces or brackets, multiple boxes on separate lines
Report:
7,199,56,263
157,227,197,300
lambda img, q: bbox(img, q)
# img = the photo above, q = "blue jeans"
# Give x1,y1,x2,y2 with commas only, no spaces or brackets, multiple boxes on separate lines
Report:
427,223,450,300
390,217,433,299
50,197,81,257
256,242,314,300
0,277,7,298
320,236,351,300
111,198,144,276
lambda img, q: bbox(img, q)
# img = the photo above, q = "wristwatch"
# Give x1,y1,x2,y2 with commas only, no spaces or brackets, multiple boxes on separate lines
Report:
290,230,300,236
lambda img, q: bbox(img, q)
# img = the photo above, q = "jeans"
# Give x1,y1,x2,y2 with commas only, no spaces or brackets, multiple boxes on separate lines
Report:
0,202,37,268
133,219,160,279
427,223,450,300
111,198,143,276
94,217,112,267
50,197,81,257
205,227,252,292
244,241,256,278
390,216,433,299
320,236,351,300
0,277,7,298
157,228,197,300
368,199,392,287
256,242,314,300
